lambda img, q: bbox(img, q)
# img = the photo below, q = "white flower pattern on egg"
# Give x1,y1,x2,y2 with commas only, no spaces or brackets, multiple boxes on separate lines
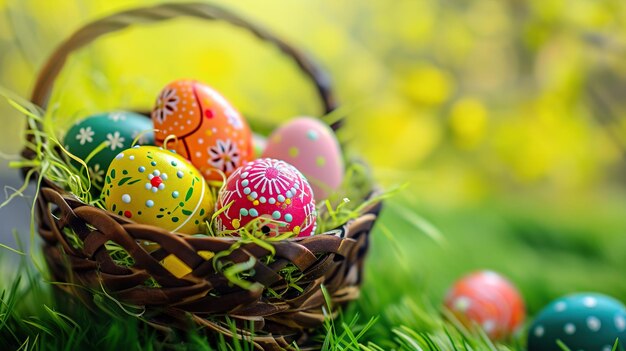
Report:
208,139,240,174
131,130,150,145
89,163,104,183
63,112,155,188
76,126,95,145
246,159,294,195
106,131,125,151
146,170,167,193
153,87,180,124
108,112,127,122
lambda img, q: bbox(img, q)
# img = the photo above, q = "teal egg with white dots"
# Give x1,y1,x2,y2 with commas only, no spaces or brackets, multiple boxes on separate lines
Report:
528,293,626,351
63,112,154,187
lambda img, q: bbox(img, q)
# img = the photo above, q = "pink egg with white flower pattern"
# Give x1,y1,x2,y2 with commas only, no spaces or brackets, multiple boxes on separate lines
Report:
215,158,317,237
262,117,343,201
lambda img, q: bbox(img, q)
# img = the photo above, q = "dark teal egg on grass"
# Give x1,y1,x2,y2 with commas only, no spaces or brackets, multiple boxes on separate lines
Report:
528,293,626,351
63,112,154,186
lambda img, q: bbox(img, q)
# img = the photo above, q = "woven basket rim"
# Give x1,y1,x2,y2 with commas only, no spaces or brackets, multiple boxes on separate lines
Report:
44,177,382,239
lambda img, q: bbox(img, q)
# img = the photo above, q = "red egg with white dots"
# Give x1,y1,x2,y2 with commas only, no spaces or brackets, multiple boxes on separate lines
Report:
215,158,317,237
444,271,526,340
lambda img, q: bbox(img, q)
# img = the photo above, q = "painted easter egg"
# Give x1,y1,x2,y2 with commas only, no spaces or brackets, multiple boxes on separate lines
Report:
64,112,154,185
151,79,254,181
215,158,317,237
262,117,343,201
444,271,526,339
528,293,626,351
102,146,214,234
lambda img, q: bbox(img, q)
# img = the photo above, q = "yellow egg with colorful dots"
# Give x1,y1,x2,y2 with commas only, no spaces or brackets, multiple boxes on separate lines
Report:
102,145,214,234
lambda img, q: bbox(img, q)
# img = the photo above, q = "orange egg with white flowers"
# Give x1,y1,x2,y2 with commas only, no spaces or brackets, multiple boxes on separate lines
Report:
151,79,254,181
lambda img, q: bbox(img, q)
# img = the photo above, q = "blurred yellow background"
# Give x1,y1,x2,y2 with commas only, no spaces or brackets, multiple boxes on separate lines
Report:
2,0,626,208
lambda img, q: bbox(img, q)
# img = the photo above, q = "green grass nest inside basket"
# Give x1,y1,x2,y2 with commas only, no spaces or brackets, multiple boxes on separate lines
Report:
1,88,390,296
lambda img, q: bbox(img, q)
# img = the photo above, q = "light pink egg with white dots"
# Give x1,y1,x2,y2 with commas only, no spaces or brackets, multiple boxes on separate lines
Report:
262,117,343,201
215,158,317,237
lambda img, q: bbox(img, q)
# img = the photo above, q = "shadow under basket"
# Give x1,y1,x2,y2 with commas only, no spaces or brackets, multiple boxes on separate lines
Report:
24,3,383,350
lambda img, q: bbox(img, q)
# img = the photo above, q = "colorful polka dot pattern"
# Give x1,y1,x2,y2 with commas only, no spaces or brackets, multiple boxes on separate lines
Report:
262,117,344,201
102,146,214,234
151,79,254,181
528,293,626,351
444,271,526,340
215,158,317,237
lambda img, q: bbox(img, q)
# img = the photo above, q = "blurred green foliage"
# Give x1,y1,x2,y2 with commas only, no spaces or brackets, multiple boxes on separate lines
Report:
2,0,626,207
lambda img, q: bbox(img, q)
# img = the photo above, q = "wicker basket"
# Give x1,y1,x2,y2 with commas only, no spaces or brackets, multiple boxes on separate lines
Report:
24,3,382,350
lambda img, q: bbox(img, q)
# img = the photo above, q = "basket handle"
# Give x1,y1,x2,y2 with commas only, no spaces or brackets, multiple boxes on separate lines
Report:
29,2,341,130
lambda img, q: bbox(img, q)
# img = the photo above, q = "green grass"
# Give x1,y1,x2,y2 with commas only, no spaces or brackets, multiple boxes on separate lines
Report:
2,192,626,350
